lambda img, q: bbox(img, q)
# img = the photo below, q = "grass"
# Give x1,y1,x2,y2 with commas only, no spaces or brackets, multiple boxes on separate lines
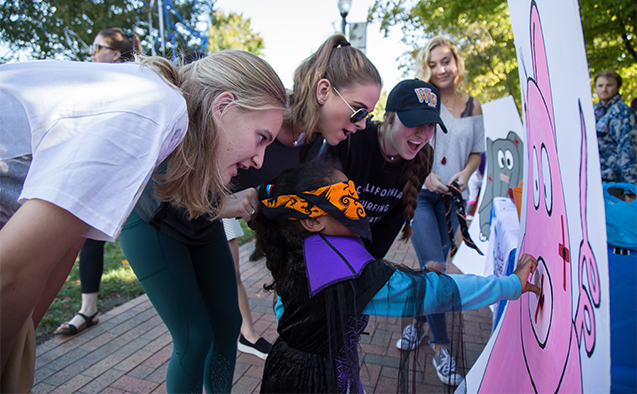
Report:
36,219,255,345
35,240,144,344
237,218,254,246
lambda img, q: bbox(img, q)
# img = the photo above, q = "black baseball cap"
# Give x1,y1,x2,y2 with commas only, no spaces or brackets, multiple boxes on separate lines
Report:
385,79,447,133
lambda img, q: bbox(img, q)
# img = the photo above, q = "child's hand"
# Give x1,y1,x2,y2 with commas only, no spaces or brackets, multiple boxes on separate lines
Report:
513,253,541,296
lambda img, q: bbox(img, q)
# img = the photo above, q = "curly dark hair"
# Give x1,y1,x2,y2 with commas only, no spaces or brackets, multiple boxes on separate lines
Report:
249,159,343,291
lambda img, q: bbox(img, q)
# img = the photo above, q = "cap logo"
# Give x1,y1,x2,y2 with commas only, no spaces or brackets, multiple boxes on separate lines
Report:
414,87,437,108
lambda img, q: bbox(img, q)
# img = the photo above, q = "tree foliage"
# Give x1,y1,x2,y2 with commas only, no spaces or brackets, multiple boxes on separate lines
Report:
579,0,637,100
207,11,264,55
0,0,214,62
369,0,637,109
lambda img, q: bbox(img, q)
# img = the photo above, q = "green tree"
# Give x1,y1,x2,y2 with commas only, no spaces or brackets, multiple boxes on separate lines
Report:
580,0,637,100
0,0,214,62
207,11,264,54
369,0,637,108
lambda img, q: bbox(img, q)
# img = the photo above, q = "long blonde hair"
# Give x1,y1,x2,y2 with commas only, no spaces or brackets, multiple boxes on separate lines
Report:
287,34,382,141
142,50,287,219
415,36,466,96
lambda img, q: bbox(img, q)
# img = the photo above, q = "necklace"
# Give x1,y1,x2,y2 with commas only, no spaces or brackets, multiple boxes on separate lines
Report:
379,128,399,162
443,94,458,113
290,123,305,147
439,112,455,165
440,95,460,165
293,132,305,147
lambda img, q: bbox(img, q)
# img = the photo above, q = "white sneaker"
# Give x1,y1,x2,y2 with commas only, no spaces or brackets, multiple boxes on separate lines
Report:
432,347,463,386
395,324,425,351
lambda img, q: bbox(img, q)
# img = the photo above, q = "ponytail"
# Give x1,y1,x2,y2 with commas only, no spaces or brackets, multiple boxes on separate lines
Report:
287,34,381,141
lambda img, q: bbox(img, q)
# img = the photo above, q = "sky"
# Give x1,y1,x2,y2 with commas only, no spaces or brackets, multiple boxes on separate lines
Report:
212,0,412,92
0,1,413,93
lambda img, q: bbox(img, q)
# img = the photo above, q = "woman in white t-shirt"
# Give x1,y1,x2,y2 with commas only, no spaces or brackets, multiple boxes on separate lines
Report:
0,50,287,391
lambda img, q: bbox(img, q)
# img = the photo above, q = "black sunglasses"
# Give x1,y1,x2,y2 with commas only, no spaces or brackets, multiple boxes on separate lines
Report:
333,87,371,123
89,43,116,54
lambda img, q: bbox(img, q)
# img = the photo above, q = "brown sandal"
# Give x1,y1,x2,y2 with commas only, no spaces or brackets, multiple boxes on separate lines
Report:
54,311,99,335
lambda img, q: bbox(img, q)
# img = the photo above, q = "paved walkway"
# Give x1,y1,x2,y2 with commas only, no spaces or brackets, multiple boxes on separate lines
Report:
32,238,494,394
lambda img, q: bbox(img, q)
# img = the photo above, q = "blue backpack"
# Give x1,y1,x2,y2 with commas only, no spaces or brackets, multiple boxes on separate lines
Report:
604,182,637,250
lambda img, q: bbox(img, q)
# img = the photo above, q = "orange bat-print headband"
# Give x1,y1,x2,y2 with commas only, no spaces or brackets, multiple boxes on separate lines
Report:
260,180,372,240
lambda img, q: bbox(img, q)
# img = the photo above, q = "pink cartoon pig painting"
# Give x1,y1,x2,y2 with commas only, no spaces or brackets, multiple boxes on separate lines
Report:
478,2,587,392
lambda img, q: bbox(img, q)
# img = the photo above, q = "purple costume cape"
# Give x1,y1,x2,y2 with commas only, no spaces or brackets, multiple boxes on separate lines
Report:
304,234,375,297
261,234,463,393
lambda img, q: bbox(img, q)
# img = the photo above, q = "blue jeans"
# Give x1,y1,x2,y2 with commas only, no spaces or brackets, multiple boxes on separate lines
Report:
410,189,459,345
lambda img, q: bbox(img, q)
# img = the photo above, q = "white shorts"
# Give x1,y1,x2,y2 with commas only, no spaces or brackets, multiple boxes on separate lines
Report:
223,218,244,241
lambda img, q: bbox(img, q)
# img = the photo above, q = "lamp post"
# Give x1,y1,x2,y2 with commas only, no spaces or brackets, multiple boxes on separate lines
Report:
337,0,352,36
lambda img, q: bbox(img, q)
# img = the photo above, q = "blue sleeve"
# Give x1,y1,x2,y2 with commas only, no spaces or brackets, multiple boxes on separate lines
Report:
275,295,284,322
362,270,522,316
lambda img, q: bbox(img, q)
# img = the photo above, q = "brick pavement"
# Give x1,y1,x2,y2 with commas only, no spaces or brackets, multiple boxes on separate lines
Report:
33,238,494,394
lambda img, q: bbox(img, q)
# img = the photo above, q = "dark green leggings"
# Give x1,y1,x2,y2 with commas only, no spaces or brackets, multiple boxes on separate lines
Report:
120,210,241,393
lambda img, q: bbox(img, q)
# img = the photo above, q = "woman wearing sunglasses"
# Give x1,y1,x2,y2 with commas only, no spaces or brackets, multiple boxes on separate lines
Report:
233,34,381,189
89,27,141,63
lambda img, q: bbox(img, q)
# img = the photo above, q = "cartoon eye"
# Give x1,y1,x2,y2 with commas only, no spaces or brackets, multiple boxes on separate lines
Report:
497,150,505,169
541,144,553,215
532,146,540,210
505,150,514,170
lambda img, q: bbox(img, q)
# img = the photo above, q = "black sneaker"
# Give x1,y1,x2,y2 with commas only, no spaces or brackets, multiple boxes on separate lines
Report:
248,250,262,262
238,334,272,360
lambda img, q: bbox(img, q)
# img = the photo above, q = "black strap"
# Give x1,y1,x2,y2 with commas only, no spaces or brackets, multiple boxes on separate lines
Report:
444,181,483,257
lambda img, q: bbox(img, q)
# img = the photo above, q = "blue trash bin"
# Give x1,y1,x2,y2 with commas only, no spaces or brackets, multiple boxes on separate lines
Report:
608,245,637,393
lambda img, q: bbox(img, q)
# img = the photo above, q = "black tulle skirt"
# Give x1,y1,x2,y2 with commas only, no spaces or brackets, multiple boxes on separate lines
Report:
261,338,334,393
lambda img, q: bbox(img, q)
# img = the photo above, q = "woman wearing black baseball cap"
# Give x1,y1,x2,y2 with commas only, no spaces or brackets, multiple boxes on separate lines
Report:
400,36,486,386
321,78,445,263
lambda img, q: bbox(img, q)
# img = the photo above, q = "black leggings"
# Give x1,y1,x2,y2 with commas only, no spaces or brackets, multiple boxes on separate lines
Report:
79,239,105,294
119,210,241,393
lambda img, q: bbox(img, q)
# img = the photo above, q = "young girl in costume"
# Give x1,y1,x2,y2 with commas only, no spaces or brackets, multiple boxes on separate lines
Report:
250,159,539,393
0,50,286,392
233,33,381,358
397,36,487,385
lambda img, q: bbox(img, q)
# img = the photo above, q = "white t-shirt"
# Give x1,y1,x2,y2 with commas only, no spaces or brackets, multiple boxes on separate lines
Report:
427,104,485,198
0,60,188,241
